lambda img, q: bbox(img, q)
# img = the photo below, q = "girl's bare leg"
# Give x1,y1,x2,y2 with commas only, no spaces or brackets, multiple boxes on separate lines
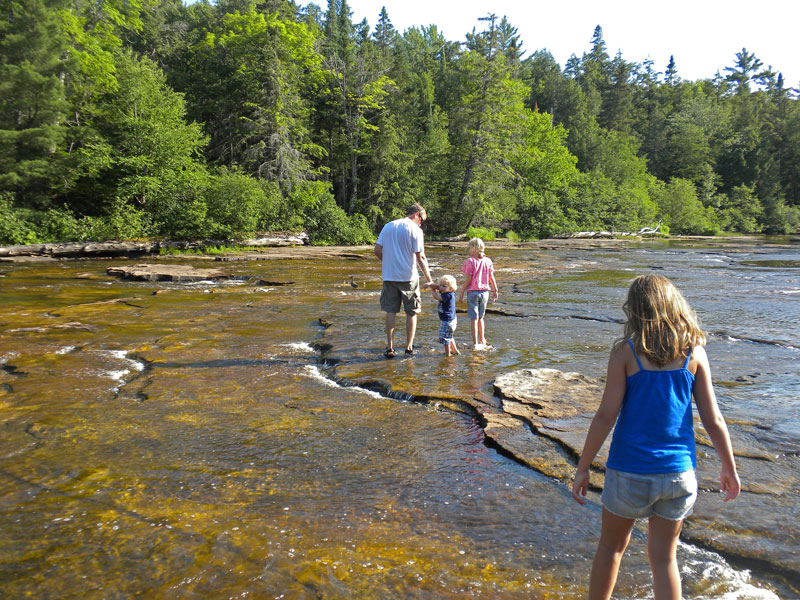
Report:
477,318,486,346
588,508,635,600
470,319,479,346
648,515,683,600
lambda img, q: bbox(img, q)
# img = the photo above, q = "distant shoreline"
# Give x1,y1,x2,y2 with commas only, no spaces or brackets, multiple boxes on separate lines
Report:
2,234,797,263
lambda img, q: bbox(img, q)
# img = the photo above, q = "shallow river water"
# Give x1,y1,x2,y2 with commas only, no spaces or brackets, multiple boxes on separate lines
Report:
1,237,798,599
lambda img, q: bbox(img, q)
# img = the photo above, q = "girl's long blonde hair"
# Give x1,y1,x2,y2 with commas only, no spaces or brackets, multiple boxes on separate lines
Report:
614,275,706,366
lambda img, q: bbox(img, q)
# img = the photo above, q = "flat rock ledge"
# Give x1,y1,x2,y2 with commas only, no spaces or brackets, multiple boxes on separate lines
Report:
490,368,800,584
107,264,235,282
0,232,309,261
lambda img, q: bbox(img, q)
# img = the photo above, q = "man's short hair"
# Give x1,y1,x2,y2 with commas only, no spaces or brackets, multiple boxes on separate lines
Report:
406,203,427,221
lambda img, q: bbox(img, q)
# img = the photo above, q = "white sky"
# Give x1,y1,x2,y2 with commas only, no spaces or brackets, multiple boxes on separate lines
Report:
343,0,800,86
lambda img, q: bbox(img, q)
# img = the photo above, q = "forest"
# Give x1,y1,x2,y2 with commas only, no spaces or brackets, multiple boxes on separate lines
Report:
2,0,799,245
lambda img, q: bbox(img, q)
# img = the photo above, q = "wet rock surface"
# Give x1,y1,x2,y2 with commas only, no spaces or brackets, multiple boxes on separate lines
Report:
491,368,800,580
0,233,310,261
323,306,800,586
106,264,236,282
2,238,798,598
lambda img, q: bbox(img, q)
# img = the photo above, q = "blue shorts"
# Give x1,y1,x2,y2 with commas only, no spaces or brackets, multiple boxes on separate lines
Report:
466,291,489,319
601,468,697,521
438,319,457,344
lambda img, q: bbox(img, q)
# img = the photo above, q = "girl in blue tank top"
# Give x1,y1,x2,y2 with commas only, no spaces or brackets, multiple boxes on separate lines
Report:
571,275,740,600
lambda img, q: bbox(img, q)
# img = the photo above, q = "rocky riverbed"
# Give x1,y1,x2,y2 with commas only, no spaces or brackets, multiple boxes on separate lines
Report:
2,236,798,598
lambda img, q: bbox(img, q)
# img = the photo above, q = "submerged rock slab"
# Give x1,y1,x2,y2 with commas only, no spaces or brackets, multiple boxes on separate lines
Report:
107,264,234,282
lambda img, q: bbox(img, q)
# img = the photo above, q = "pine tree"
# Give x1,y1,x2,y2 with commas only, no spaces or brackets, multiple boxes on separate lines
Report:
0,0,72,207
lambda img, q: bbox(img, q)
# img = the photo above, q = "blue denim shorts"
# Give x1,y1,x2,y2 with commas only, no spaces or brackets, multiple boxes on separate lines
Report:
601,468,698,521
466,290,489,319
438,319,456,344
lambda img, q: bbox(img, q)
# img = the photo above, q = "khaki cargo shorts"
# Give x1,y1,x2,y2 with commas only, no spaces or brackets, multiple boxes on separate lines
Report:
380,280,422,315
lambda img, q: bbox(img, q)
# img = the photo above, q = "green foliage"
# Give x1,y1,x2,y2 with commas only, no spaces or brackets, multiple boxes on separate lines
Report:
720,185,762,233
0,0,73,206
0,194,39,244
465,226,496,241
160,244,252,256
290,181,373,245
515,189,572,239
654,178,717,235
106,50,208,206
81,197,152,240
204,167,276,238
1,2,798,244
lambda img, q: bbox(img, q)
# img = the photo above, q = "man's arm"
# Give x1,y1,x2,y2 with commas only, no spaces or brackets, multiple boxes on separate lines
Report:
374,243,383,261
415,250,433,284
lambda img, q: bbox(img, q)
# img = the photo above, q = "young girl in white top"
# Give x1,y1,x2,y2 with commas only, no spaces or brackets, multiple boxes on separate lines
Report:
572,274,740,600
458,238,498,350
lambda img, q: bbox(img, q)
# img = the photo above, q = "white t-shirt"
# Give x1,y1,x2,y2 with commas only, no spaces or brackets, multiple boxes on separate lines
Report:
376,217,424,282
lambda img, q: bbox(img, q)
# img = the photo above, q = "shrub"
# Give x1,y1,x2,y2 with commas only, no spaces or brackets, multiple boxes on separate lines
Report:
204,168,276,238
465,226,496,241
654,178,717,235
515,189,572,239
35,206,83,242
291,181,374,245
146,167,210,239
84,197,152,240
0,195,39,245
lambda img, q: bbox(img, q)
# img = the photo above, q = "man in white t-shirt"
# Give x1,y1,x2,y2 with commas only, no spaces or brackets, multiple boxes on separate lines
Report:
373,203,433,357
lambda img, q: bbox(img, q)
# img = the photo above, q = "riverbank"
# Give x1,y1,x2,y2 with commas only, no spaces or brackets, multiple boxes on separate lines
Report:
3,233,798,263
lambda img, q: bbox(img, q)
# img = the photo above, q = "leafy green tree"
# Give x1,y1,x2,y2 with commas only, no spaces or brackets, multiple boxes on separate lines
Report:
724,48,770,94
204,167,277,237
653,178,716,234
181,7,324,190
577,25,610,119
444,14,533,231
288,180,373,244
664,55,679,86
373,6,397,59
600,51,635,134
86,50,209,236
720,185,763,232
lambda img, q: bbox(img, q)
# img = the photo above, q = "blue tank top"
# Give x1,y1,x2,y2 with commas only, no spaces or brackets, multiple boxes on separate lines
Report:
606,340,696,474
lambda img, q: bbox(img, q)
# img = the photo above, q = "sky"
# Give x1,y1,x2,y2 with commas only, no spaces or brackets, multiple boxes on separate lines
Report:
343,0,800,86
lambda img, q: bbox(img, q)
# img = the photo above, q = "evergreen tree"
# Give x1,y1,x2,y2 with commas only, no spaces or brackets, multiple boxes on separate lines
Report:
0,0,72,207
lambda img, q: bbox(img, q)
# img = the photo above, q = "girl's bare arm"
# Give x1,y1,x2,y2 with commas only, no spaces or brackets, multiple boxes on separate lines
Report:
459,273,472,302
572,346,627,504
692,345,741,501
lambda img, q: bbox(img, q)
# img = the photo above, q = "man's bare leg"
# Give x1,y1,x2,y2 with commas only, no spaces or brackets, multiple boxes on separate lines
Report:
385,312,396,350
405,313,417,352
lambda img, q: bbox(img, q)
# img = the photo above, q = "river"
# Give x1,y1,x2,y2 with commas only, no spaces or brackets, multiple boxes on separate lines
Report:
0,237,798,598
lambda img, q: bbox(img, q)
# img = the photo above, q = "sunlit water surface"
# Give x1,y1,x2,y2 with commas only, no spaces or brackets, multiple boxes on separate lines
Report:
1,237,797,598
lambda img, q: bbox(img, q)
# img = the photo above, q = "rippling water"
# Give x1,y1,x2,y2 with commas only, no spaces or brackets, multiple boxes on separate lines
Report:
0,237,797,598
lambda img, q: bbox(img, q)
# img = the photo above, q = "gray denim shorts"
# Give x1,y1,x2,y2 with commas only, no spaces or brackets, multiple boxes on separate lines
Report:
602,468,698,521
466,290,489,319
